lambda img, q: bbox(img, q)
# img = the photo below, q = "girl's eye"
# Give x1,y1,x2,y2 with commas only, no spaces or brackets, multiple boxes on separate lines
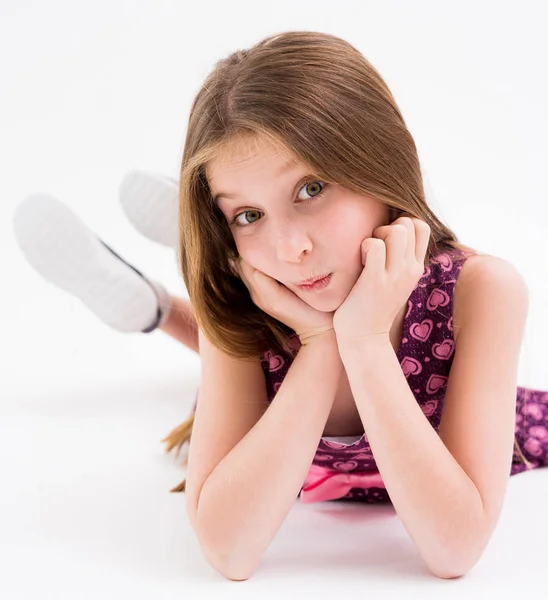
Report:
229,180,328,229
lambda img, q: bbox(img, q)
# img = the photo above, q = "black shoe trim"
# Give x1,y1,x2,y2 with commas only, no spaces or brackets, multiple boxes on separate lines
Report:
98,238,163,333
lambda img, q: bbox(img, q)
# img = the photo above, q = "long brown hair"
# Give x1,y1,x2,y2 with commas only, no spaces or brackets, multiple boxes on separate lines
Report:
163,30,477,490
178,30,473,362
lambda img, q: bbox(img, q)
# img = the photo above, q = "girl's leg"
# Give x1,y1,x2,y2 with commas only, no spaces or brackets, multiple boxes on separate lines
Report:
118,171,200,352
158,295,199,354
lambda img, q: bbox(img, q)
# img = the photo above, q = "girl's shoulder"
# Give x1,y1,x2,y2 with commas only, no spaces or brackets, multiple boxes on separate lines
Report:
422,244,477,285
439,245,511,283
434,243,478,262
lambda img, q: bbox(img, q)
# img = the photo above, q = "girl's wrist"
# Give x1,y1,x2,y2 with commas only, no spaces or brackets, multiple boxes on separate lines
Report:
298,326,335,346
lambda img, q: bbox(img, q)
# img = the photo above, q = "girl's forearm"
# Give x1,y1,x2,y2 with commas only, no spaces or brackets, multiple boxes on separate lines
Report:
194,332,344,580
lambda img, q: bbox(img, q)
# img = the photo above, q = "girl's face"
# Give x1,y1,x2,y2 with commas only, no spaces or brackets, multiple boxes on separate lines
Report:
206,136,391,312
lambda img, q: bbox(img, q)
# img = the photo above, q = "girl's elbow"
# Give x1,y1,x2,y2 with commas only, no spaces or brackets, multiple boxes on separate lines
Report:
429,564,468,580
190,510,260,580
203,545,257,581
220,566,255,582
426,545,480,579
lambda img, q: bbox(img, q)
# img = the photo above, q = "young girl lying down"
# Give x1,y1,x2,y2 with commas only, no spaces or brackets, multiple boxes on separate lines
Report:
15,30,539,582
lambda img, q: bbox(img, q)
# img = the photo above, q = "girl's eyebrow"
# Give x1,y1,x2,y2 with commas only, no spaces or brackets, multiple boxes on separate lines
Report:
213,157,300,204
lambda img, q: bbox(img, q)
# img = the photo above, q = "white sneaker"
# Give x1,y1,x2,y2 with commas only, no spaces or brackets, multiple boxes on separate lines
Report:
118,170,179,250
12,193,172,334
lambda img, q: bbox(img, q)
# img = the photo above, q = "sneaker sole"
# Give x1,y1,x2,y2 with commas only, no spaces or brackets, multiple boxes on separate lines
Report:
12,193,161,333
118,170,179,250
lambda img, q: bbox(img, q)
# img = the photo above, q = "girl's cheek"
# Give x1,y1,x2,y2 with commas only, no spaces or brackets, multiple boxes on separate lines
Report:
237,241,264,268
326,207,361,242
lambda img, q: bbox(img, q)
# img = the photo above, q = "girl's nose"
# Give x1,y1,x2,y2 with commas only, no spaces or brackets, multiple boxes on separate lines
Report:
275,225,313,263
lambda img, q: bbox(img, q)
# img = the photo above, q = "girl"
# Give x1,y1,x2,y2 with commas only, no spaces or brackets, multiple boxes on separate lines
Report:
13,31,543,581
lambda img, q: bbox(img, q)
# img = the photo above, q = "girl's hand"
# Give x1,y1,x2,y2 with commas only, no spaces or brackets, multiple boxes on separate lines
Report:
333,216,431,349
230,257,335,345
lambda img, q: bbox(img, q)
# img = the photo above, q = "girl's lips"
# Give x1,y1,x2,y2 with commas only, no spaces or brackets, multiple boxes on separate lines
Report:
298,272,331,286
297,273,333,291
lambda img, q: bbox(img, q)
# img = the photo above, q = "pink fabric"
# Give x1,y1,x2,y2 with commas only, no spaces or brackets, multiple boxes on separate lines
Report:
300,463,386,503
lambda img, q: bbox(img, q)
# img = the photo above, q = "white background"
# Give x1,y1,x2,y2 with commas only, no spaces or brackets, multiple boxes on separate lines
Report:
1,0,547,597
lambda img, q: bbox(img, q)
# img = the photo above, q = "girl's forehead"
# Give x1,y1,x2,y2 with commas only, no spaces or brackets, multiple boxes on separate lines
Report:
205,146,304,184
206,135,298,177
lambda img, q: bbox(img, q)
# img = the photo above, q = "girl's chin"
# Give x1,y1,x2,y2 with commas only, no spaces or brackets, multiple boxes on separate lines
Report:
302,297,342,313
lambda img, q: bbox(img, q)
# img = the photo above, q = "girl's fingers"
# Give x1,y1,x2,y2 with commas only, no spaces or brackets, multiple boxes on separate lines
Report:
414,219,431,264
384,225,407,272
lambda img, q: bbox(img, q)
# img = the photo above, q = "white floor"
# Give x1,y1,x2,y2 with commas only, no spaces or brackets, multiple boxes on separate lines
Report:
2,253,548,598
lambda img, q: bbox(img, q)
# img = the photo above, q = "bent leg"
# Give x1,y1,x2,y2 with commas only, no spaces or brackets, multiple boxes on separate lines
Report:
158,295,199,354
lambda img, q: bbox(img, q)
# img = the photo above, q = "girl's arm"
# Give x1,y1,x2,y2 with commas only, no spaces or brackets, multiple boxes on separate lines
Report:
337,256,529,578
194,331,344,580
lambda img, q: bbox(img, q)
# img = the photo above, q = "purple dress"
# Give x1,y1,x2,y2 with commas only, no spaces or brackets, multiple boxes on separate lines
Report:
258,248,548,503
189,248,547,503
